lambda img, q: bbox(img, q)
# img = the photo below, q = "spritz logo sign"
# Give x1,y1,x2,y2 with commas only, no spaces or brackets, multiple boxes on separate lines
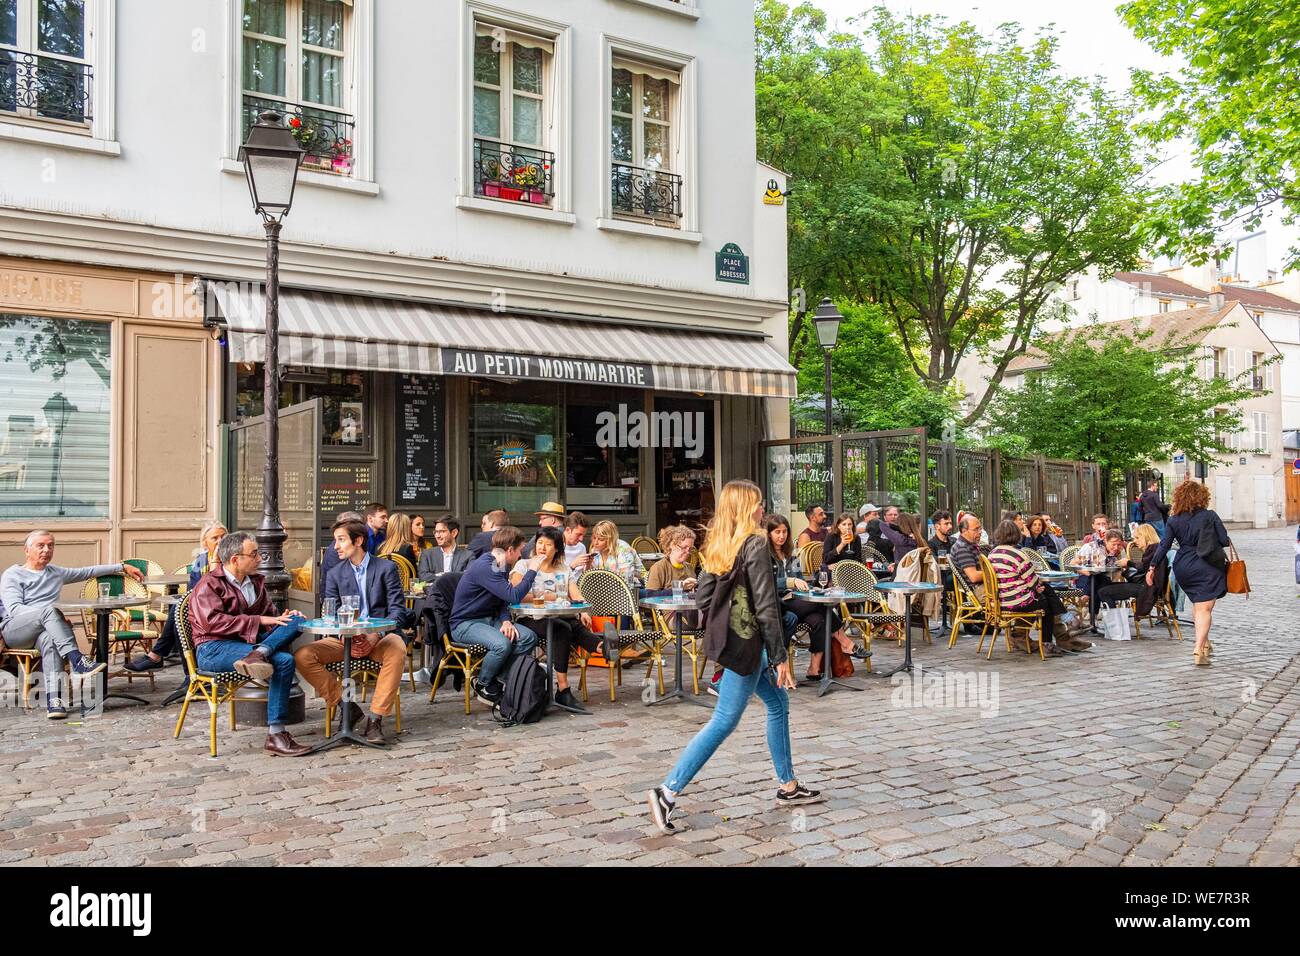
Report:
595,404,705,459
496,441,532,473
50,886,151,936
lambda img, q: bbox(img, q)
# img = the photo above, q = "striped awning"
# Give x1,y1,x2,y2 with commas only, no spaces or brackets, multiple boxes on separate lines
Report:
206,282,796,398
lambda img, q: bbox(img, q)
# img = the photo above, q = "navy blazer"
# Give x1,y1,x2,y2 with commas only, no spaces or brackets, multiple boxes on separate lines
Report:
325,556,409,627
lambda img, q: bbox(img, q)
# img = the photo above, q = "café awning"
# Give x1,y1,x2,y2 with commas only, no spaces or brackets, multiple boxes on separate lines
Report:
206,281,796,398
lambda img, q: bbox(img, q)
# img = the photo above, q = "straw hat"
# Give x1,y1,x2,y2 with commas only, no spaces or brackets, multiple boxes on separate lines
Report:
534,501,566,519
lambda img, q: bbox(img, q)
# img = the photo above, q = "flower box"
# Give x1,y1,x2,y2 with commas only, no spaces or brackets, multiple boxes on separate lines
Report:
332,156,353,175
527,189,548,205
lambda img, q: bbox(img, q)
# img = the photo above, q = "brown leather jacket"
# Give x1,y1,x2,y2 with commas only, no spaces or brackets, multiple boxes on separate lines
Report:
188,569,278,648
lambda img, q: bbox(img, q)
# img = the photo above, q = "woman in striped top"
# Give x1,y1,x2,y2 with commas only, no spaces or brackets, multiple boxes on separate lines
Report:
988,520,1078,655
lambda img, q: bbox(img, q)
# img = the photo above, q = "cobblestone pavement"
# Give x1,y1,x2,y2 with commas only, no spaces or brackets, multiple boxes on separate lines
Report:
1,526,1296,867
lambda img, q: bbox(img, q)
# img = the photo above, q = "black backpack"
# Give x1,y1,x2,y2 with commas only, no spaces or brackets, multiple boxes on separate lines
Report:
492,654,548,726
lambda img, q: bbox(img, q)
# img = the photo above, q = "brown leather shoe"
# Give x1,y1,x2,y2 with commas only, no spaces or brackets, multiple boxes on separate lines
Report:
362,715,386,745
234,648,274,682
264,731,310,757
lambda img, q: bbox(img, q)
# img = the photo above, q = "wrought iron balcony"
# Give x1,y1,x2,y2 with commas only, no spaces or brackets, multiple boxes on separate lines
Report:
611,162,682,222
473,139,554,205
0,52,93,123
241,94,357,176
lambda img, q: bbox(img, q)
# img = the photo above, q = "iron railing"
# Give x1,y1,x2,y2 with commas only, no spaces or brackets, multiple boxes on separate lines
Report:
0,52,92,123
611,162,682,221
241,94,356,175
473,138,554,204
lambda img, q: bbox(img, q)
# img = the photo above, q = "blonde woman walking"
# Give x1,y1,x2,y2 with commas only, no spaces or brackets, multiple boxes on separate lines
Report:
647,480,821,834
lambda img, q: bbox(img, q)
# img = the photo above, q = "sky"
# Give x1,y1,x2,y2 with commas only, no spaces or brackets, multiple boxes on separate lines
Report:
809,0,1298,279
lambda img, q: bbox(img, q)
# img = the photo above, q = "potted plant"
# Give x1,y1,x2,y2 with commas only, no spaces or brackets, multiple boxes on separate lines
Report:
512,162,549,204
288,115,329,170
331,137,353,175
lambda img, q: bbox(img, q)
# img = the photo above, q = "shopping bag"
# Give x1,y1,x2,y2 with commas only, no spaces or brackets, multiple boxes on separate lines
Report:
1099,604,1132,641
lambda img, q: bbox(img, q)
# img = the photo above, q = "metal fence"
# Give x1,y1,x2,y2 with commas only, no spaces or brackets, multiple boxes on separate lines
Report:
761,427,1102,540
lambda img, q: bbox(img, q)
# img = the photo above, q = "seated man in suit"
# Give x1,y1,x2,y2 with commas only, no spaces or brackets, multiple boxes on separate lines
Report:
187,531,308,756
295,519,408,744
467,510,508,559
319,510,363,587
417,515,472,581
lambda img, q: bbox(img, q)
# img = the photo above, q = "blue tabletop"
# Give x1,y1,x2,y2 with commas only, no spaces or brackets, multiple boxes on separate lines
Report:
873,581,944,592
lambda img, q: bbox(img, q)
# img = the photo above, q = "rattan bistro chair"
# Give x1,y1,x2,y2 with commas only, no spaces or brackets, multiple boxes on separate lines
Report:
947,561,987,648
829,560,905,667
799,542,823,576
1149,574,1184,641
861,544,890,568
324,655,402,736
977,555,1046,660
425,572,485,715
647,605,707,695
378,553,420,691
576,569,658,702
631,536,660,556
80,576,156,690
172,593,252,757
0,645,41,708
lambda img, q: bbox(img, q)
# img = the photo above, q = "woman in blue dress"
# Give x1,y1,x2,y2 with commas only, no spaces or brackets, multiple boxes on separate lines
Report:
1147,481,1229,666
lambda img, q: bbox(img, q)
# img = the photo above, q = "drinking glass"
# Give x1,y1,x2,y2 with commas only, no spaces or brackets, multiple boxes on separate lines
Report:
817,570,829,590
343,595,361,624
321,597,337,623
97,583,111,602
554,572,569,607
672,579,685,603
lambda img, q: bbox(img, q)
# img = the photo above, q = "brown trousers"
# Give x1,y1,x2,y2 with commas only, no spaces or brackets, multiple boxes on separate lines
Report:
294,633,405,717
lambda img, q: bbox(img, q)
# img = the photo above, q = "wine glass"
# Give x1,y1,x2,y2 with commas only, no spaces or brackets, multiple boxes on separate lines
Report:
817,570,829,590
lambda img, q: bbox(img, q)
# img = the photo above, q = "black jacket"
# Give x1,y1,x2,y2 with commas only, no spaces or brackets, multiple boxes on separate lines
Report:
697,533,786,675
1139,490,1168,522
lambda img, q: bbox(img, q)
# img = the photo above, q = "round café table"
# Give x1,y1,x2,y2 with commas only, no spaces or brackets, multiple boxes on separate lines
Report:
510,602,593,716
639,595,711,710
58,596,152,707
143,574,189,593
298,617,398,751
403,588,433,684
872,581,946,676
1068,563,1116,634
796,590,871,697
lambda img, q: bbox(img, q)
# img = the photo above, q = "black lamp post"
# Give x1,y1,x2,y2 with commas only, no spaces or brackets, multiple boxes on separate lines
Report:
239,110,304,606
812,298,843,434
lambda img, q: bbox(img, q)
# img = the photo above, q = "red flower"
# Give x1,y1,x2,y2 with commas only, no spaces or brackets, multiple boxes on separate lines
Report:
289,116,302,128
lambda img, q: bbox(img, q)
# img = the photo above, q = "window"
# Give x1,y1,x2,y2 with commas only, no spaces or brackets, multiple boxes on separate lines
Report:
0,314,109,518
610,58,682,223
234,362,369,449
0,0,91,125
1069,280,1079,301
1215,408,1236,451
241,0,355,176
1158,299,1170,313
1252,411,1269,454
472,23,554,205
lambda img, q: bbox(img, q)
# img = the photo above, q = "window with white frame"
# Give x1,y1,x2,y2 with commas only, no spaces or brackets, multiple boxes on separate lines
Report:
610,58,681,223
472,22,554,205
1252,411,1269,453
0,0,92,125
241,0,355,176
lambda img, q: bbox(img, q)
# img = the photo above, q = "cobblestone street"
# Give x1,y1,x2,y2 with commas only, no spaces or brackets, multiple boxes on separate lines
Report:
2,526,1296,867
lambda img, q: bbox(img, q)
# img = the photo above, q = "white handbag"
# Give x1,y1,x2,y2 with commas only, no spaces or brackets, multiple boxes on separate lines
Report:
1099,604,1132,641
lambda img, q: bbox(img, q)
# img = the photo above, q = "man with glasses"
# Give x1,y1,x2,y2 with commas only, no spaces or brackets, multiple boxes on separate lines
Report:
417,515,471,580
187,531,308,757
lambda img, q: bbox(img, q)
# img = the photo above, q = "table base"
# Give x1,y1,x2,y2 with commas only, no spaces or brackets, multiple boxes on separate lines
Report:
102,692,151,707
307,728,387,753
645,611,713,711
648,686,714,709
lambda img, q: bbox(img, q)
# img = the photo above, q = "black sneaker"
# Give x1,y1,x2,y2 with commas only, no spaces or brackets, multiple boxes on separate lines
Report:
46,698,68,720
125,655,163,672
775,782,824,806
555,687,591,714
601,622,621,662
70,658,107,679
646,786,677,833
473,678,501,706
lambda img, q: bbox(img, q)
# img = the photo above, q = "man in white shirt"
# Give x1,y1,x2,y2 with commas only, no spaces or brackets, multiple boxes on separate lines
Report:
562,511,593,572
417,515,471,581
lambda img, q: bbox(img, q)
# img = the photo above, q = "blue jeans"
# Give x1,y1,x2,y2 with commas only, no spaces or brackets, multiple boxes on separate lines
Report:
1147,519,1166,536
663,650,794,793
451,617,538,686
194,620,301,725
782,610,799,640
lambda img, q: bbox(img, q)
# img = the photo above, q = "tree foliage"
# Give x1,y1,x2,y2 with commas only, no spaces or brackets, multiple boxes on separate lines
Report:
988,320,1266,490
756,2,1153,425
1121,0,1300,270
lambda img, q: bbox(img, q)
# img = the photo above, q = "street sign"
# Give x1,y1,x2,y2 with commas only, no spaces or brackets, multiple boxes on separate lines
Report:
1173,453,1185,464
715,243,750,284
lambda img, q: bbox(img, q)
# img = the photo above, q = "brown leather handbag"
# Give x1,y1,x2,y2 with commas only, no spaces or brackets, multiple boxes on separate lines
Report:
830,639,855,678
1225,544,1250,595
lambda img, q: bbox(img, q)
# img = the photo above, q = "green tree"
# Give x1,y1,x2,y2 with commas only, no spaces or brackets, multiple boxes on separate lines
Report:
1121,0,1300,269
987,319,1265,502
756,3,1153,425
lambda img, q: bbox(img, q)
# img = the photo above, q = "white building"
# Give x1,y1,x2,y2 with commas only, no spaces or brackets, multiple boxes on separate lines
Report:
0,0,793,576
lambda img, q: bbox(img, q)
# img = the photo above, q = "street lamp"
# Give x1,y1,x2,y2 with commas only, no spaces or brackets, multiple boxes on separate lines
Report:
812,298,843,434
239,110,305,606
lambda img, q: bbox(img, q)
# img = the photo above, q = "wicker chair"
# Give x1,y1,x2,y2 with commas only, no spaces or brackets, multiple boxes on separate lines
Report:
631,536,660,556
0,645,41,708
977,555,1046,660
377,553,419,691
172,593,252,757
829,560,904,666
1021,548,1049,571
1147,574,1184,641
125,558,169,631
947,561,987,648
799,542,823,576
425,572,485,715
576,569,658,701
80,576,156,689
861,544,890,568
647,606,707,695
323,654,402,735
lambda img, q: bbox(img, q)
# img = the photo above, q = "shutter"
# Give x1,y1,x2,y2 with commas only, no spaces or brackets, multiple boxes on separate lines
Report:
475,21,555,55
1226,347,1236,380
611,56,682,85
1266,361,1274,391
1262,412,1270,453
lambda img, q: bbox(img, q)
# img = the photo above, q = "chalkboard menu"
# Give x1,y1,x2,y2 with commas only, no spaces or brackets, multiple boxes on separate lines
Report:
318,461,374,517
395,373,446,506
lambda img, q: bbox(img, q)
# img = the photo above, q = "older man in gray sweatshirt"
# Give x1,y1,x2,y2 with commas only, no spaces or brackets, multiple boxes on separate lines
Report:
0,529,143,718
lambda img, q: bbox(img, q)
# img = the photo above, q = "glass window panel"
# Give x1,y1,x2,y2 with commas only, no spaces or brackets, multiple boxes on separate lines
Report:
470,379,561,514
301,50,342,107
512,94,541,146
611,115,633,162
566,388,640,515
1,0,16,46
473,35,499,85
242,37,286,96
473,86,500,138
642,77,668,120
37,0,84,58
644,123,668,169
243,0,286,38
611,68,632,114
0,315,110,519
512,44,542,94
0,51,16,113
301,0,343,50
35,53,85,120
